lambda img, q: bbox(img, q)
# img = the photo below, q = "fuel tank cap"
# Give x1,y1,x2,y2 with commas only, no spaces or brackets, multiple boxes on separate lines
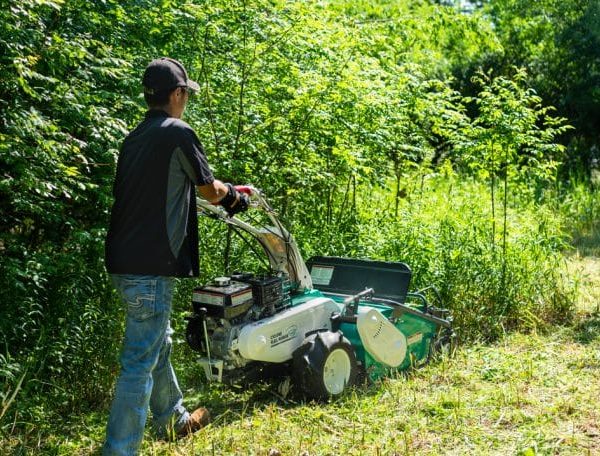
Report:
213,276,231,287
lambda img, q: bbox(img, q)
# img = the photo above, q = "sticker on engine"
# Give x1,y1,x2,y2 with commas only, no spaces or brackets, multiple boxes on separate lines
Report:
407,332,423,345
193,291,224,306
310,265,335,286
231,290,253,306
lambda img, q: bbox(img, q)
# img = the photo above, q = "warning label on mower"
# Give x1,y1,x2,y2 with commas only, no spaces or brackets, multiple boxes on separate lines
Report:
310,265,334,286
193,291,224,306
231,290,253,306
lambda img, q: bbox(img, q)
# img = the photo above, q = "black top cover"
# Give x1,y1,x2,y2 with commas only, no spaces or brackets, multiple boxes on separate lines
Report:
306,256,412,303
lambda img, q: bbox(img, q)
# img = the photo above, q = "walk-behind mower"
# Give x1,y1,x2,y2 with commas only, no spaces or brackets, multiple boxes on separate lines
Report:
185,187,454,400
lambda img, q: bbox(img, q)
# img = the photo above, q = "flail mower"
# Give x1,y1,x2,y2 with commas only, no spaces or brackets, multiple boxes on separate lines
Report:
185,186,454,400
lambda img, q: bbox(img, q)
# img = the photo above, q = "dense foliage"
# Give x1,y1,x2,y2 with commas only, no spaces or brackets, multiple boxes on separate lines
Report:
1,0,598,439
468,0,600,174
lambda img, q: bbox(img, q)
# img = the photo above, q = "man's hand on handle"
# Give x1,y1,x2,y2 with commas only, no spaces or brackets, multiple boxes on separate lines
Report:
220,183,249,216
197,181,251,216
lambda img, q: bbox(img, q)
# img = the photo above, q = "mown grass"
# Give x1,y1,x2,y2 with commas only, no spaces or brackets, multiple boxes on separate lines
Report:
3,179,598,455
3,329,598,455
2,254,598,455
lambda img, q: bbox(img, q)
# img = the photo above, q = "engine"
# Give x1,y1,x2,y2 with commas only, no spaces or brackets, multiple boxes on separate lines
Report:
185,273,291,381
185,272,341,383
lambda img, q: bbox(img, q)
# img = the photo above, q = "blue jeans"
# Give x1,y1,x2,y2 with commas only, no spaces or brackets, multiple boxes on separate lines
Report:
103,275,190,456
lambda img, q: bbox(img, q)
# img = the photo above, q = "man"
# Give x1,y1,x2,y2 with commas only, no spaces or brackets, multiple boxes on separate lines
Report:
103,57,248,455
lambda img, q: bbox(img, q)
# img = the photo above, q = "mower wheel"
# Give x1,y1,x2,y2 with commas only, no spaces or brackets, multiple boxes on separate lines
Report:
292,330,357,400
185,315,204,353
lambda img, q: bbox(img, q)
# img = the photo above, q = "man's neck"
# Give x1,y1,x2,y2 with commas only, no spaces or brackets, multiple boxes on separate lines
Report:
149,105,181,119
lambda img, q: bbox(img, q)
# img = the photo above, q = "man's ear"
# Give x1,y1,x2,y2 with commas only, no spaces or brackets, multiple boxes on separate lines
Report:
168,88,181,104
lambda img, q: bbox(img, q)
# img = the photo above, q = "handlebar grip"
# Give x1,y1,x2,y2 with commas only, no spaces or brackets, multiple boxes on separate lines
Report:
234,185,253,195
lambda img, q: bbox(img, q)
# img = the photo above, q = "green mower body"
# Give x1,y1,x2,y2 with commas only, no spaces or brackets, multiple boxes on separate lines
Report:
187,187,453,399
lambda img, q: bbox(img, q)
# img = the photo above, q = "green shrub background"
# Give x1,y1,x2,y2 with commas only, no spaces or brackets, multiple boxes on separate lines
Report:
1,0,599,434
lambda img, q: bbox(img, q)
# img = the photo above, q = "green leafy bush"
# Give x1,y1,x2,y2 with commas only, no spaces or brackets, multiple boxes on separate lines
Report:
0,0,595,439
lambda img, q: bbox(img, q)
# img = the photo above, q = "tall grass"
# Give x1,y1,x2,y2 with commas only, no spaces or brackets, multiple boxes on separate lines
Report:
1,171,593,438
558,181,600,257
290,168,577,342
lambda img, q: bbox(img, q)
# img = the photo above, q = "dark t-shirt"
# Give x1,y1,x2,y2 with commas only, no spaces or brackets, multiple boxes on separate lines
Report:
105,109,214,277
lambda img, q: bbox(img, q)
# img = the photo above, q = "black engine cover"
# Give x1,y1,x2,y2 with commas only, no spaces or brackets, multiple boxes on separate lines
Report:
192,281,253,319
237,275,283,311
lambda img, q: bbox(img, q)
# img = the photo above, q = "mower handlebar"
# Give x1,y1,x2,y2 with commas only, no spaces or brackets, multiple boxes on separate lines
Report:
200,184,264,215
234,185,254,195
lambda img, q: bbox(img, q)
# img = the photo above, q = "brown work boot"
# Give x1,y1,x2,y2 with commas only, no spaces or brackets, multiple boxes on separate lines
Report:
176,407,210,438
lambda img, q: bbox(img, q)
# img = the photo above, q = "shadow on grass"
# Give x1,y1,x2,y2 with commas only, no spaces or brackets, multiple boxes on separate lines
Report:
1,351,452,455
182,361,379,421
571,219,600,257
179,355,448,429
572,312,600,344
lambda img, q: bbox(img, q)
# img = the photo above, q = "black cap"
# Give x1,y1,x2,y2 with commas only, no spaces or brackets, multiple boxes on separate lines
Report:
142,57,200,94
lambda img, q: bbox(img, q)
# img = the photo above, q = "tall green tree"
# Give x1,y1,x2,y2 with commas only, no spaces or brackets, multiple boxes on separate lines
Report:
473,0,600,173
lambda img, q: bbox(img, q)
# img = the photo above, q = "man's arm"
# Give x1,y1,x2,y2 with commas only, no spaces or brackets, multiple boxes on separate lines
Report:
197,180,229,203
197,181,248,216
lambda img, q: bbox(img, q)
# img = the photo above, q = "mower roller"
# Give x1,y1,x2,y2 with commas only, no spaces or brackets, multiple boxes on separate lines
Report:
186,186,454,400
